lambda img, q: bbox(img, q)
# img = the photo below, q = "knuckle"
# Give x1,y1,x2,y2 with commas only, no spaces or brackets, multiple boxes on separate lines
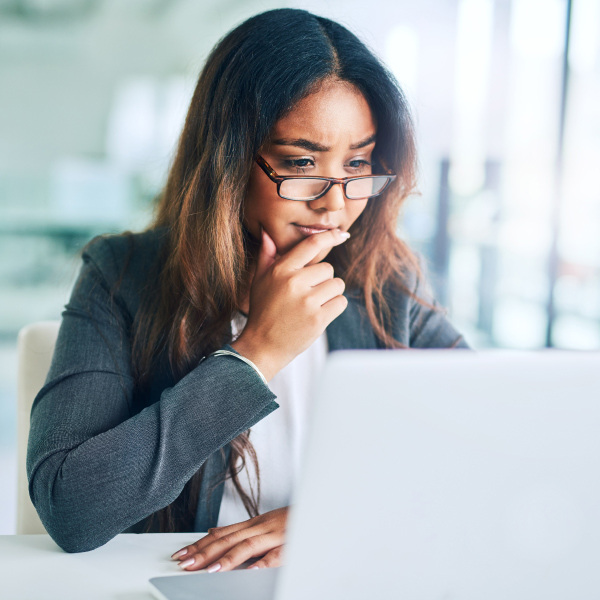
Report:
323,262,334,278
221,533,237,546
284,284,297,301
219,554,233,569
301,294,314,310
242,537,258,552
288,277,302,296
263,548,282,567
334,277,346,293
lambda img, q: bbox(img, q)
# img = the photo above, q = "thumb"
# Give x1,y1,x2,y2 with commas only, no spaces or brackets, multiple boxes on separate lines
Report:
255,228,278,278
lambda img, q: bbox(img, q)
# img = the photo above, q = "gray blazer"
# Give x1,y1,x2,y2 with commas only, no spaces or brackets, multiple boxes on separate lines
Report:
27,228,468,553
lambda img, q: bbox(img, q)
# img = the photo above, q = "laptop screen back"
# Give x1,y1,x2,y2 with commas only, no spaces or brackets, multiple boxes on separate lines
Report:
277,350,600,600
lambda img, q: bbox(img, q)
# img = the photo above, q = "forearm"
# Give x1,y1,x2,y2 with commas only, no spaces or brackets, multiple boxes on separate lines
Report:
27,354,278,553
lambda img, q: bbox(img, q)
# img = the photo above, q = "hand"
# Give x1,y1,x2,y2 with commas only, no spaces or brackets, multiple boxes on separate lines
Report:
171,507,288,571
231,228,349,380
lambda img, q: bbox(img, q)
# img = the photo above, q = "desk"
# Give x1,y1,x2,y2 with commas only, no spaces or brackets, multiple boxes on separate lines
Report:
0,533,202,599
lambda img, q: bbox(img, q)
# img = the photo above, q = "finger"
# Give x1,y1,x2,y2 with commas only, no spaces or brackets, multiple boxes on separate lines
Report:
171,534,210,561
171,505,288,562
254,227,278,279
171,522,250,561
248,546,284,569
294,261,335,287
280,228,350,271
178,521,281,571
310,277,346,307
172,506,288,564
320,293,349,323
176,526,252,570
204,532,283,573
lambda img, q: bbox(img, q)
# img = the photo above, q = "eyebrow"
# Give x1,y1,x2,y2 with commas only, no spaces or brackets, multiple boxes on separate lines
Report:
271,133,377,152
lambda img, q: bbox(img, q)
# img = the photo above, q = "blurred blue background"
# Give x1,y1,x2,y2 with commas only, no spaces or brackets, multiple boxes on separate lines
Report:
1,0,599,533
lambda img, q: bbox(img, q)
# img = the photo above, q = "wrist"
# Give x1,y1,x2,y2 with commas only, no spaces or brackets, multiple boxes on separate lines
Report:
230,335,280,382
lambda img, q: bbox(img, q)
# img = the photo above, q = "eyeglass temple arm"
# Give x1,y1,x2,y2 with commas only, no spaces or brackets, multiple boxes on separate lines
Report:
372,155,396,176
255,156,281,180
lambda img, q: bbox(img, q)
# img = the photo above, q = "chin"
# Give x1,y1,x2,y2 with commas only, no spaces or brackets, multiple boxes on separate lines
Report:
274,238,296,256
274,231,303,255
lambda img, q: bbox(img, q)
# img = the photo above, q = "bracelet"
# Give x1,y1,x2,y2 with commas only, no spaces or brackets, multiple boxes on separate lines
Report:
203,349,269,386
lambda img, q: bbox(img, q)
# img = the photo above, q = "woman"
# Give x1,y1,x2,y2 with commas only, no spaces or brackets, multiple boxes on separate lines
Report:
27,8,468,570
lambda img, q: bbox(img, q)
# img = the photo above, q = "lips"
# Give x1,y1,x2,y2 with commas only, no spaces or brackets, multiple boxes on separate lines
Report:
293,223,338,236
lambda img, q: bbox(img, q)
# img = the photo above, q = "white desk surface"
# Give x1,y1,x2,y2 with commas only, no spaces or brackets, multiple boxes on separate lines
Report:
0,533,205,600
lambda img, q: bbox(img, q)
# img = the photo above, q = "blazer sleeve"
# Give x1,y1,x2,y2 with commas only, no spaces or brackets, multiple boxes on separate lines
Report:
26,237,278,553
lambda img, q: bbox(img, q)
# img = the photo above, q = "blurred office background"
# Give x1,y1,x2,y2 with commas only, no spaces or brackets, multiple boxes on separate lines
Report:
1,0,598,533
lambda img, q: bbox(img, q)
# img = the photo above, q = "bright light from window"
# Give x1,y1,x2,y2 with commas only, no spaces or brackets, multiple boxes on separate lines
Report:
510,0,565,58
569,0,600,72
385,25,419,105
450,0,494,195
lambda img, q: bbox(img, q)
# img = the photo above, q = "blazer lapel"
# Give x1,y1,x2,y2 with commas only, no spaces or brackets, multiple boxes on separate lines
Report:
326,292,379,351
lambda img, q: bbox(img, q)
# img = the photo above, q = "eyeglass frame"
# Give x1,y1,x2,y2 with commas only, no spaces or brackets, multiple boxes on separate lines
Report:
254,155,396,202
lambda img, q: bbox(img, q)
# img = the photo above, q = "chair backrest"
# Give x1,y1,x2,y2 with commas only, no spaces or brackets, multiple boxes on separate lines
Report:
16,320,60,534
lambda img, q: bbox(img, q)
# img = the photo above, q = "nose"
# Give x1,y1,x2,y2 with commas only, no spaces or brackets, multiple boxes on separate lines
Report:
307,182,345,212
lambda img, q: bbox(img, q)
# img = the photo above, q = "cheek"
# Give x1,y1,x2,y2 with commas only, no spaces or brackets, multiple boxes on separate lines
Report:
244,180,278,228
346,200,369,228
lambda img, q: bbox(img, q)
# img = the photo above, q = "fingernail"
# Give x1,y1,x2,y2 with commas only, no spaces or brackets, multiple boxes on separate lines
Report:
179,558,195,569
206,562,221,573
171,549,188,560
249,566,260,570
338,231,351,239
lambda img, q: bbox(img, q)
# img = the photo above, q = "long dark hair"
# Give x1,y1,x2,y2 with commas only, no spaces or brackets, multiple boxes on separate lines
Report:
133,8,424,531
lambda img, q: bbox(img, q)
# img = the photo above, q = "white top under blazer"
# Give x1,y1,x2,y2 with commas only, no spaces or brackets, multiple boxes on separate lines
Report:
217,313,328,526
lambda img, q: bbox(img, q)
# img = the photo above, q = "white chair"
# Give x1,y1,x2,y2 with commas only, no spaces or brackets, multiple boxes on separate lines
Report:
16,320,61,534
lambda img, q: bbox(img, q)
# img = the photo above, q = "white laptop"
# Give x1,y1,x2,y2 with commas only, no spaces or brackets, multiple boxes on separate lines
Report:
150,349,600,600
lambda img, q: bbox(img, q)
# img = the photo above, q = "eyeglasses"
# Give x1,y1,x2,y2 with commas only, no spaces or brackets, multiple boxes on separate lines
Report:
255,155,396,201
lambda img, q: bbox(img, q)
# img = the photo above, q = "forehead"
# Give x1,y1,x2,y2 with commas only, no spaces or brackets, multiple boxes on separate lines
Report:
269,81,376,149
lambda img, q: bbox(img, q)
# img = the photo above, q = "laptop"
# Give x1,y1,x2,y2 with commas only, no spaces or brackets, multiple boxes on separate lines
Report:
150,349,600,600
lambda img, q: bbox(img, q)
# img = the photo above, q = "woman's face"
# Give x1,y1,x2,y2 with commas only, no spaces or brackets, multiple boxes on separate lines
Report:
244,80,377,266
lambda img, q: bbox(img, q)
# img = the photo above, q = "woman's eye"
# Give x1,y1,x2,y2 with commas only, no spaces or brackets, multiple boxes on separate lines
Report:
279,157,371,173
282,158,314,170
348,159,371,170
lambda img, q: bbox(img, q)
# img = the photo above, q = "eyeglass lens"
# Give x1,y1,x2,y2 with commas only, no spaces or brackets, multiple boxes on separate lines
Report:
279,176,390,200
